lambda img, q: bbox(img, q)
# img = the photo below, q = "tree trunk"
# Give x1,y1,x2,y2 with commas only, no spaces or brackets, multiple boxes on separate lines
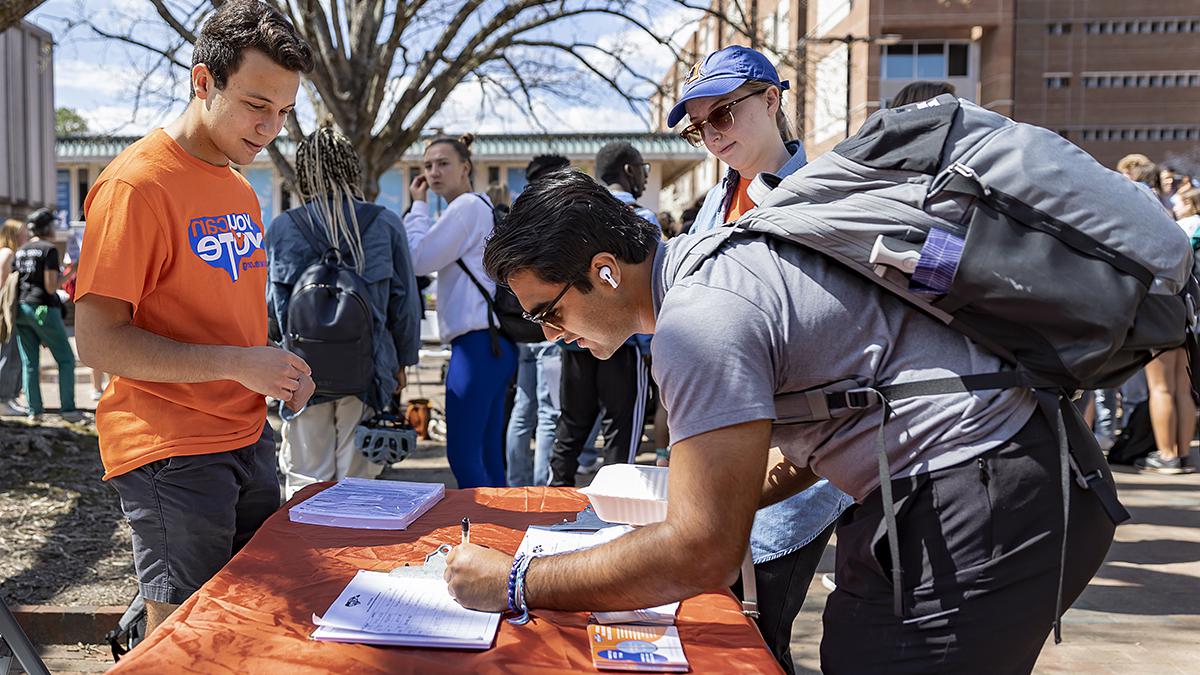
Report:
0,0,49,32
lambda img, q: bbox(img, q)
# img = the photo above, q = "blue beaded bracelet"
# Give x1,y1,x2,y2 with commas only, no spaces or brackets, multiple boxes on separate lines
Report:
507,554,535,625
506,553,525,615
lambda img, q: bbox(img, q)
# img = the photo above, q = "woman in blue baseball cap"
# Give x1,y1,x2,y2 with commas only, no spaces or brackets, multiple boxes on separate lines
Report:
670,45,810,234
667,45,853,675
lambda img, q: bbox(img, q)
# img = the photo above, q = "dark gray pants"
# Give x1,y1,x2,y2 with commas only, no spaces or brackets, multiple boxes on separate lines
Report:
821,412,1115,674
108,425,279,605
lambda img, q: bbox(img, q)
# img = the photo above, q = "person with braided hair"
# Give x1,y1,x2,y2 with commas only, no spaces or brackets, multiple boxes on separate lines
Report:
266,124,421,498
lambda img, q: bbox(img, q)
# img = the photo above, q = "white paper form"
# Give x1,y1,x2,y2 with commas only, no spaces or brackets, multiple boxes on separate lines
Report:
312,570,500,649
514,525,634,558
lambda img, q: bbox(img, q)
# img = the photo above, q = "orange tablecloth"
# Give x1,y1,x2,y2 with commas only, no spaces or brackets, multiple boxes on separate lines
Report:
111,485,783,674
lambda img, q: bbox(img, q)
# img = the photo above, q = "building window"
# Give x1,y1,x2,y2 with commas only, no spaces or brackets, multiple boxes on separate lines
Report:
56,169,70,220
1044,75,1071,89
487,166,500,185
1047,22,1072,35
1076,126,1200,142
882,41,971,80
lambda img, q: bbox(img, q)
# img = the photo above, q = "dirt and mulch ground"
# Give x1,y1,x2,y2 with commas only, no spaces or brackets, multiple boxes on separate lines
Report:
0,418,136,608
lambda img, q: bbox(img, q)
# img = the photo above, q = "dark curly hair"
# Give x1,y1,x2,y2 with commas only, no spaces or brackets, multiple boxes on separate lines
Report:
190,0,314,97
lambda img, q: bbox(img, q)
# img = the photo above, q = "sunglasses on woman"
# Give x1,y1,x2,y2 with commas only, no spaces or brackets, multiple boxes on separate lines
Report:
678,90,763,148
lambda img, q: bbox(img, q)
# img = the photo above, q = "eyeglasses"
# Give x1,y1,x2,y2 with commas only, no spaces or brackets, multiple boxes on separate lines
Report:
677,91,762,148
624,162,652,177
521,281,573,331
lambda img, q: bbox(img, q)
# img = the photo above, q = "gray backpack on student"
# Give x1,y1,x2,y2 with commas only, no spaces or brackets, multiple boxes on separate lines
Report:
673,95,1198,639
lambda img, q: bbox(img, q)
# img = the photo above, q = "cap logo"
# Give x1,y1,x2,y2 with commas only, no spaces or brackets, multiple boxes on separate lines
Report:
684,62,703,85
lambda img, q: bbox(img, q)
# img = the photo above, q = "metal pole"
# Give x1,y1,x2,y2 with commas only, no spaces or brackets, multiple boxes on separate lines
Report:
0,599,51,675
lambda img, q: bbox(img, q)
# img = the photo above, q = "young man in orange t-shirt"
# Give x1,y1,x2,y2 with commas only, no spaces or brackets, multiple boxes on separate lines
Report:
74,0,314,633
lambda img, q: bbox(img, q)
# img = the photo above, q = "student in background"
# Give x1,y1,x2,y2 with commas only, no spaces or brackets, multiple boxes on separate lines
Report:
505,154,571,487
670,45,852,674
0,219,28,416
14,208,80,421
405,134,518,488
889,80,956,107
267,125,421,498
548,142,657,487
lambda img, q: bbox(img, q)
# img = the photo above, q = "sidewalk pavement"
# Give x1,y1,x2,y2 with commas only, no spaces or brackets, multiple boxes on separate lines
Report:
789,467,1200,674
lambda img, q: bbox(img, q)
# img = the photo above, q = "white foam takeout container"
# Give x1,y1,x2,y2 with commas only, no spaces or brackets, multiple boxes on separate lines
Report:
578,464,669,526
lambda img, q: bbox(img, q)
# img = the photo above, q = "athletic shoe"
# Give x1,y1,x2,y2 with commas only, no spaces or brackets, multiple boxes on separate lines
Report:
821,573,837,592
1135,451,1185,475
0,400,23,416
1,399,29,416
576,456,605,475
59,410,92,424
91,389,104,402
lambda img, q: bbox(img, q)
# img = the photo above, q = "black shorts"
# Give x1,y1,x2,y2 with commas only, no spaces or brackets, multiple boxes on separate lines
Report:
108,425,279,605
821,411,1116,674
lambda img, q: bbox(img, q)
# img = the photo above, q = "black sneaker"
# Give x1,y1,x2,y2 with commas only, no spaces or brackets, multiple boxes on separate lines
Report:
1135,451,1185,475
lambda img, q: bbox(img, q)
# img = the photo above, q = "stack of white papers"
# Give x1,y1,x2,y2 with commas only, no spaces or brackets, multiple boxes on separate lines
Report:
289,478,444,530
312,570,500,649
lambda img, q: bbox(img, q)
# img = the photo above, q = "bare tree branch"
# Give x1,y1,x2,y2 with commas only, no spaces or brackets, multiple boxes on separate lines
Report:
79,0,699,199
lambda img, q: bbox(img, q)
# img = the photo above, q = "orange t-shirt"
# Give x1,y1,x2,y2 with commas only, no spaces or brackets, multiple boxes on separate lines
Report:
78,129,269,480
724,176,756,222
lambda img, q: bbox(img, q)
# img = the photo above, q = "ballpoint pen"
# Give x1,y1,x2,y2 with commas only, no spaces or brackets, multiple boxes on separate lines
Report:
461,517,470,545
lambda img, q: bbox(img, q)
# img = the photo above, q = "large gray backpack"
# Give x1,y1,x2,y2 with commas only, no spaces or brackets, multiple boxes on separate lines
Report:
676,94,1198,640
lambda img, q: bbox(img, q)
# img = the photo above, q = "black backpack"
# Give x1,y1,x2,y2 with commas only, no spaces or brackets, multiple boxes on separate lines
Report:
283,205,383,397
457,194,547,346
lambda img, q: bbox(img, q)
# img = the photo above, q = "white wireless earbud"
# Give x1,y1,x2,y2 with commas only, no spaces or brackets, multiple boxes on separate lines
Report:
599,266,619,289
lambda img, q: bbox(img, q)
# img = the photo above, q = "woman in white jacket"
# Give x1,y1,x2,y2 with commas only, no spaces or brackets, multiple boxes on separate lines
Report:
405,134,517,487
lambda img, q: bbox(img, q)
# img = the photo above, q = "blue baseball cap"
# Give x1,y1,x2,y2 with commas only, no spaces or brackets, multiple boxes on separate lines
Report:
667,46,790,128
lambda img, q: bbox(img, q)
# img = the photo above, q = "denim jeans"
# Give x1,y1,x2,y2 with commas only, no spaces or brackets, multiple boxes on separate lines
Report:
1093,388,1119,440
0,335,22,401
506,341,560,486
15,303,75,414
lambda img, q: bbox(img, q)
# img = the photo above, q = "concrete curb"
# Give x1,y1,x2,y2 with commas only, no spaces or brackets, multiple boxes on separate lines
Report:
10,605,125,645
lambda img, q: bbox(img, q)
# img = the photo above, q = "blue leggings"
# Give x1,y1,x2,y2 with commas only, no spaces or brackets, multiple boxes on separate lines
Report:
445,330,517,488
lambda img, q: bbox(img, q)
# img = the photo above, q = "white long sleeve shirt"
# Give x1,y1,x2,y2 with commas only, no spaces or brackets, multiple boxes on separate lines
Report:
404,193,495,343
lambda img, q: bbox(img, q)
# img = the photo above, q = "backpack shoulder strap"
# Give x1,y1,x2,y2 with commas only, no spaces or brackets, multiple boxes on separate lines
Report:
290,207,330,257
672,226,740,281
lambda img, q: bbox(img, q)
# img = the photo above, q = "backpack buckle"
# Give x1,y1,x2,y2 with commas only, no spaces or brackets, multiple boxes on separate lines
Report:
844,388,881,410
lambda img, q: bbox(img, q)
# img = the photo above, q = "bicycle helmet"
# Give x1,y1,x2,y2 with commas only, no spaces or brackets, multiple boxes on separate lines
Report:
355,397,417,466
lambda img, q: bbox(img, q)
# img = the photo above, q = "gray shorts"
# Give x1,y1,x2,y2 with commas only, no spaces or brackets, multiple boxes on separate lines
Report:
108,425,279,604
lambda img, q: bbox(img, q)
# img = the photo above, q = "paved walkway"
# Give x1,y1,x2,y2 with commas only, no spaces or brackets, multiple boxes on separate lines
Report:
789,467,1200,674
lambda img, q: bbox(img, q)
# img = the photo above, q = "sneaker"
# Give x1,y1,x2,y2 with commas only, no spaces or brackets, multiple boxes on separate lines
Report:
0,396,28,413
821,573,837,592
1135,451,1185,475
576,456,604,475
59,410,92,424
91,389,104,402
0,400,23,416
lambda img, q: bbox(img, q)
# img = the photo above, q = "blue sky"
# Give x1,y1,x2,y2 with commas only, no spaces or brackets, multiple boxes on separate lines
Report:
29,0,700,136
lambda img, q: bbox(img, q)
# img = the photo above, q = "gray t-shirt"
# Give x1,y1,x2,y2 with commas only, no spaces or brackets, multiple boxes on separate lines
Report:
650,234,1036,501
